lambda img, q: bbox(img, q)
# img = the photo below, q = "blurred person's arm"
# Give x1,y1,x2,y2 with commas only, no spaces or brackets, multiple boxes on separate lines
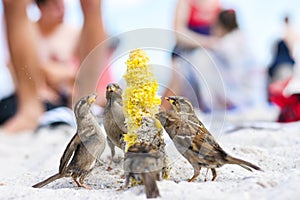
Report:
78,0,106,61
74,0,107,106
42,62,75,87
41,60,76,98
283,23,300,55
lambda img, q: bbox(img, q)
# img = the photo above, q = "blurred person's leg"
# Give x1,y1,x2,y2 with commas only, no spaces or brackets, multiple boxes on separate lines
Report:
2,0,44,133
75,0,107,106
161,56,209,112
161,58,184,110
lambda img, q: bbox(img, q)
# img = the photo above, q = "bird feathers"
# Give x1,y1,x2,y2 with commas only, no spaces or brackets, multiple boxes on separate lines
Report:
33,94,105,189
59,133,81,174
32,173,63,188
124,142,162,198
142,172,160,198
109,100,127,134
225,155,262,171
160,96,262,181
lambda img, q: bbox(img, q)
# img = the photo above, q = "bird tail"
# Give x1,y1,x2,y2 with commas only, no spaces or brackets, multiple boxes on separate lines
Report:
32,173,62,188
226,155,262,172
141,172,160,199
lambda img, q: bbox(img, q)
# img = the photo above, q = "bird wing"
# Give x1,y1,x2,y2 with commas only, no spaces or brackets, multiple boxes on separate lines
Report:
159,111,184,139
59,133,81,173
111,101,127,133
190,130,227,163
166,112,198,152
173,134,194,153
162,111,178,123
181,115,228,162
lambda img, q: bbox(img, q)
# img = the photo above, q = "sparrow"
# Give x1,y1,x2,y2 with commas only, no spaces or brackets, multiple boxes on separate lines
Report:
103,83,127,163
158,96,261,182
33,93,106,189
124,142,162,198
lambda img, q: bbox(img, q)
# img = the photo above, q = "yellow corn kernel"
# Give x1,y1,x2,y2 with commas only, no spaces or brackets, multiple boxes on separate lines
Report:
122,49,161,151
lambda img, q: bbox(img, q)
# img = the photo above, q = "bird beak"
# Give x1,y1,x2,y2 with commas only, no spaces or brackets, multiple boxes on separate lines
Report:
165,96,175,104
107,85,116,92
87,93,97,105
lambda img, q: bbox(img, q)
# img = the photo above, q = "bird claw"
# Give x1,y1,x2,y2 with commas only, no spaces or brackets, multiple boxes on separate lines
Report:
120,174,125,179
187,174,199,182
106,166,113,171
81,184,92,190
116,185,129,192
187,178,195,182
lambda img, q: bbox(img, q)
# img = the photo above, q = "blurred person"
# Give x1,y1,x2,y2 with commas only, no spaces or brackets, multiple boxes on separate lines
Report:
268,78,300,122
35,0,80,108
203,9,262,111
0,14,15,125
164,9,263,113
282,15,299,55
173,0,220,49
162,0,221,110
1,0,44,133
267,16,296,85
268,16,300,122
0,0,106,133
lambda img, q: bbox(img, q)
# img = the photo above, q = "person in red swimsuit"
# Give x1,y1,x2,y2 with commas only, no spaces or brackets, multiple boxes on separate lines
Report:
173,0,220,51
188,0,221,35
162,0,221,110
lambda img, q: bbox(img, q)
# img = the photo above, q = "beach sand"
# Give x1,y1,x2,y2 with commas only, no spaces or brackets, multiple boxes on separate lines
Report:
1,118,300,199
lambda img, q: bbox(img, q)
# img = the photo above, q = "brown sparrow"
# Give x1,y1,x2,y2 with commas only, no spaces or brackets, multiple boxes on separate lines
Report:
158,96,262,182
124,142,162,198
103,83,127,163
33,93,106,189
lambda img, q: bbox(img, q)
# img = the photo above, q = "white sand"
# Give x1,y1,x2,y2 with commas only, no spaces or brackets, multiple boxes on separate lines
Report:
1,120,300,199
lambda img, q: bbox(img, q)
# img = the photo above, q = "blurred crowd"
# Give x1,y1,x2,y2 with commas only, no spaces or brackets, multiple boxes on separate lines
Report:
0,0,107,133
0,0,300,134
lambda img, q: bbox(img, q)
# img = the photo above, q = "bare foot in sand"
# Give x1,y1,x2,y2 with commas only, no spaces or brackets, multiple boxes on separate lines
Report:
2,105,43,134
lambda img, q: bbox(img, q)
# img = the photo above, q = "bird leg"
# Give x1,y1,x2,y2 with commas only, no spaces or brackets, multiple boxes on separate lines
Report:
204,168,210,181
79,175,91,190
106,165,113,171
124,174,130,188
116,174,130,191
188,167,201,182
73,176,91,190
79,183,91,190
106,137,115,171
211,168,217,181
73,177,81,187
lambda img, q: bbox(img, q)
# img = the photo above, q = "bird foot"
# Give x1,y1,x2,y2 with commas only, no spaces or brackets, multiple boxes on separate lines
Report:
204,176,217,181
187,174,199,182
120,174,125,179
73,178,91,190
80,183,92,190
106,166,113,171
187,178,195,182
116,185,129,192
2,111,41,134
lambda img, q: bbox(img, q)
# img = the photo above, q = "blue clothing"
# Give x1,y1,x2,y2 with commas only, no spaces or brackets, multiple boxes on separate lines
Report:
268,40,295,77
